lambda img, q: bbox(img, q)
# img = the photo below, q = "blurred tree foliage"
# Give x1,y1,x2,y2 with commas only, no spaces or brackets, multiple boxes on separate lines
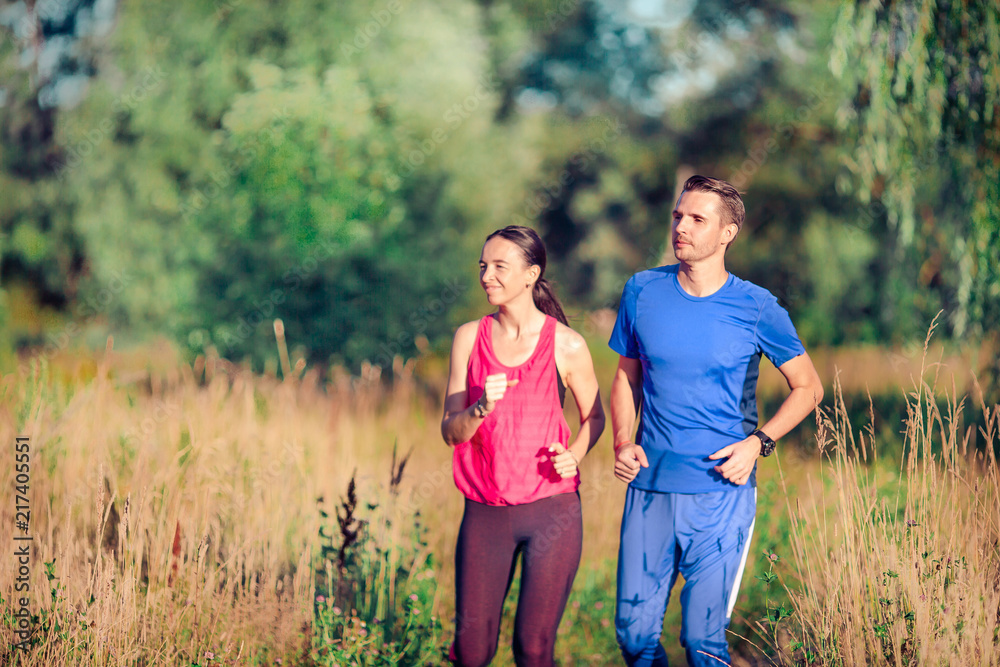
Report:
0,0,996,371
829,0,999,399
829,0,999,340
2,0,556,367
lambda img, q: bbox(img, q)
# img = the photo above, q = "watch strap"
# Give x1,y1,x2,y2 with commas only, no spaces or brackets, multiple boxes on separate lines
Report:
751,428,776,456
473,396,488,418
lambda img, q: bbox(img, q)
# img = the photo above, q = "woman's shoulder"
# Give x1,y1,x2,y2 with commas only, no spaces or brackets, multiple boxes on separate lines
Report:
452,318,486,346
553,320,590,360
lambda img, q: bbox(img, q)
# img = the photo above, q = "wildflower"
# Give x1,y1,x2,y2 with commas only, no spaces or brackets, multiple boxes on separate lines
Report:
275,660,283,666
205,652,215,660
412,608,420,614
572,600,581,609
316,595,326,604
601,618,611,628
594,601,604,610
768,553,779,562
332,606,342,615
409,593,419,602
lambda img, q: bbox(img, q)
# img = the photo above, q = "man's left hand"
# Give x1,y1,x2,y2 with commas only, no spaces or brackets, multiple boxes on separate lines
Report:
708,436,761,485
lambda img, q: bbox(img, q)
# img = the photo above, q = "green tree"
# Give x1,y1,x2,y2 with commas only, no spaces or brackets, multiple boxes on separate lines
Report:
38,0,551,369
830,0,1000,341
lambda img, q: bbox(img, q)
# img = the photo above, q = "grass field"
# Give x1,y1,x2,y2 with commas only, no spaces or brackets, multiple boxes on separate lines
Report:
1,325,997,666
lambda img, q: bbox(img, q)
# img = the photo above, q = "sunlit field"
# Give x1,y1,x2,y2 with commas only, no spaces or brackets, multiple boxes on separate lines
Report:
1,325,997,666
2,0,998,664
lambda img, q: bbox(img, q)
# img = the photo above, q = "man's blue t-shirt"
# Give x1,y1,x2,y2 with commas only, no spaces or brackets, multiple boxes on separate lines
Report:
609,265,805,493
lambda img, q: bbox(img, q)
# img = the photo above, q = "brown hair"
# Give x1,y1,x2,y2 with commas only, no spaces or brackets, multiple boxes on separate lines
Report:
484,225,568,325
681,175,746,246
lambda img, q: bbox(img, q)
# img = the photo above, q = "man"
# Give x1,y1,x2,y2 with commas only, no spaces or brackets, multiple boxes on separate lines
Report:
609,175,824,667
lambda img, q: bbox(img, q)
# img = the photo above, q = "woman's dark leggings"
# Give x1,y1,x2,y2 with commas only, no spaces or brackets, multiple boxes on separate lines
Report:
452,492,583,667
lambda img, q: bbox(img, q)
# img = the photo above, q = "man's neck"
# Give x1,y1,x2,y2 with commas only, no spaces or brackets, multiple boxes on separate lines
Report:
676,260,729,297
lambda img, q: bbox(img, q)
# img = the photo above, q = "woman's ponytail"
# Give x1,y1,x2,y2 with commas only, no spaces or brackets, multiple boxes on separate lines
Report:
532,277,568,326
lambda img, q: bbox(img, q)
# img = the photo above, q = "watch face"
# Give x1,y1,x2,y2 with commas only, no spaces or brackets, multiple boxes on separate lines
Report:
754,430,776,457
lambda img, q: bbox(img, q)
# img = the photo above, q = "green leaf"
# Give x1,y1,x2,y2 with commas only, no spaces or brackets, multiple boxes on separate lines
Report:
755,571,778,584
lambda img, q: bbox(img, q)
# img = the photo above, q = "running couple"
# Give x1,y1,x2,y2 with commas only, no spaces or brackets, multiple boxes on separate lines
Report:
441,175,824,667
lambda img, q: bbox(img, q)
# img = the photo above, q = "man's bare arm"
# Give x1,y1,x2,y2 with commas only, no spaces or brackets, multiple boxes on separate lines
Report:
611,356,648,482
758,352,824,440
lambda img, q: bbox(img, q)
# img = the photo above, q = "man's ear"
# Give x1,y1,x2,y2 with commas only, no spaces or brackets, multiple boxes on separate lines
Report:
725,222,738,243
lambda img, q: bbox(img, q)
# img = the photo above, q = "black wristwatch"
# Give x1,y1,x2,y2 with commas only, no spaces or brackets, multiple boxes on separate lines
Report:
751,429,776,457
473,396,489,419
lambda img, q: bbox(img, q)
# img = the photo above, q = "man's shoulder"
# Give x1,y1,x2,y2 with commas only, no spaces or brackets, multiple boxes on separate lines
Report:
726,274,781,309
628,265,677,291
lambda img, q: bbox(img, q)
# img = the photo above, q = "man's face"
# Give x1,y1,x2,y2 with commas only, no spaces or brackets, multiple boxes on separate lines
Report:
671,190,736,264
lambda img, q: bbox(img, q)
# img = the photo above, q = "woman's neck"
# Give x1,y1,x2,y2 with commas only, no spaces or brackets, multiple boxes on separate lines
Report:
495,298,545,338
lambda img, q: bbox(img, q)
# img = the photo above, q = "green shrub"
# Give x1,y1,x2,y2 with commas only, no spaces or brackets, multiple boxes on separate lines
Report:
312,449,448,665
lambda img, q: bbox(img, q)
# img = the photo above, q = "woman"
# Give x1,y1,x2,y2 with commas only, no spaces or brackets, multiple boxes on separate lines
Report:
441,225,605,667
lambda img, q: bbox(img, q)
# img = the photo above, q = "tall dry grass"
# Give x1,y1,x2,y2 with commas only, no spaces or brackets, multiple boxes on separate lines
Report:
0,334,625,666
779,329,1000,666
2,324,997,666
0,337,463,666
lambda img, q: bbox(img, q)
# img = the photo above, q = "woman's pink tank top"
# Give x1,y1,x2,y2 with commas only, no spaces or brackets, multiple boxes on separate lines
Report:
452,314,577,506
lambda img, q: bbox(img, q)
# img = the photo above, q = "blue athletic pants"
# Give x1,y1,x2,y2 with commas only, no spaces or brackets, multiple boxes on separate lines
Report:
615,484,756,667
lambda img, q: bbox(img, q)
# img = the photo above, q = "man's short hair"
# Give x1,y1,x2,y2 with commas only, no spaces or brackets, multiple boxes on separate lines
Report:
680,175,746,242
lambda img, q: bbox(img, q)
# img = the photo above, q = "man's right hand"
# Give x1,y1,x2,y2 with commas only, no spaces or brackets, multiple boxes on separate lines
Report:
614,442,649,483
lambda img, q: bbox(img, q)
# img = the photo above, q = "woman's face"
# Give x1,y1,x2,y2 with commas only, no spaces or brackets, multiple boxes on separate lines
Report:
479,237,538,306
